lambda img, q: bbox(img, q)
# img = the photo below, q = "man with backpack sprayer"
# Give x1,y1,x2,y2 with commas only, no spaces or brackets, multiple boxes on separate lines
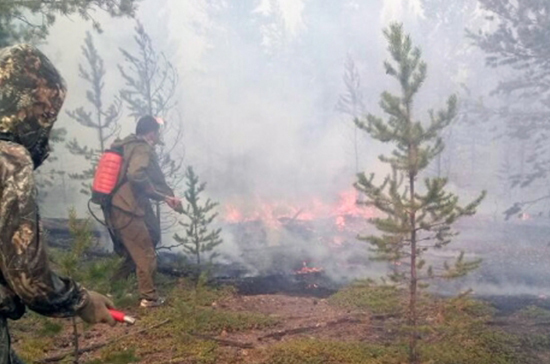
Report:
93,115,182,308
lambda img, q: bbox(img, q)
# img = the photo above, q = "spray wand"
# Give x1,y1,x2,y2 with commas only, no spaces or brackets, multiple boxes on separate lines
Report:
109,309,136,325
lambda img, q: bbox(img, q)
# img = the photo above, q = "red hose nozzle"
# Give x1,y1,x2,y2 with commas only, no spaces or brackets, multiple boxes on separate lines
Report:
109,309,136,325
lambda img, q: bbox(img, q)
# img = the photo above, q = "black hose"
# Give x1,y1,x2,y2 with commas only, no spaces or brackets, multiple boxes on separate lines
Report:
88,199,107,226
87,199,134,232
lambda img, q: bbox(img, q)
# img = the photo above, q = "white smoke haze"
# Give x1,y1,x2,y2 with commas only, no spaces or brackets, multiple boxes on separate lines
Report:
32,0,550,296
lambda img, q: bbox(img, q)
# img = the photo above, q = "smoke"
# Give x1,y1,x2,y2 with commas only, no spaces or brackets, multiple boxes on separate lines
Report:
31,0,550,296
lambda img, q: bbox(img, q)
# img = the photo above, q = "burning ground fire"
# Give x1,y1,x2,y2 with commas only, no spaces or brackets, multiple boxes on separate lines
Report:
295,261,324,275
223,188,375,228
223,189,376,249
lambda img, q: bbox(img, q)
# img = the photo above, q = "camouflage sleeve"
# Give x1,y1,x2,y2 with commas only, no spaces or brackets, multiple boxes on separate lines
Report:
0,142,88,317
127,144,174,201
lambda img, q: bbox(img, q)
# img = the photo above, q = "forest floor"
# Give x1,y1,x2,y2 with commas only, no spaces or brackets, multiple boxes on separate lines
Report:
10,276,550,364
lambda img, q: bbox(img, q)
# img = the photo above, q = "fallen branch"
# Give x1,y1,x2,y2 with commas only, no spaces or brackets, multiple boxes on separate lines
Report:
486,319,550,327
189,333,254,349
370,313,400,320
258,317,360,341
36,319,171,363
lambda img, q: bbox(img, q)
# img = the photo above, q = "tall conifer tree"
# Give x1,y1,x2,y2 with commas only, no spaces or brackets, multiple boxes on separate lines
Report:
118,21,184,237
355,23,485,364
66,31,121,195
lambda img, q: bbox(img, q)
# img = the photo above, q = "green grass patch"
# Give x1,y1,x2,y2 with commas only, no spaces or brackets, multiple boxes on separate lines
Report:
325,288,525,364
519,333,550,352
172,278,237,306
101,282,275,363
517,305,550,321
418,296,522,364
103,334,218,364
328,281,403,315
11,311,64,339
166,334,219,364
261,326,521,364
143,285,278,334
181,305,278,333
38,318,64,336
261,339,404,364
17,337,54,363
87,347,139,364
421,328,520,364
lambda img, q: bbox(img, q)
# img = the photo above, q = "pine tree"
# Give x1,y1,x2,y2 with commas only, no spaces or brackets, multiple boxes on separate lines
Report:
173,167,223,269
354,23,485,364
337,54,365,174
66,31,121,195
118,20,184,237
470,0,550,215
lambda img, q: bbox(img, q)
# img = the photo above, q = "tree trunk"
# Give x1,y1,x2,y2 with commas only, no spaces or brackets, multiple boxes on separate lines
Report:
354,124,359,174
408,167,418,364
97,105,104,152
407,97,418,364
195,224,201,267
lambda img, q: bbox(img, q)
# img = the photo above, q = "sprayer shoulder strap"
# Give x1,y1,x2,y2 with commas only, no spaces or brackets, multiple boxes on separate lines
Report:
0,133,16,143
109,142,141,197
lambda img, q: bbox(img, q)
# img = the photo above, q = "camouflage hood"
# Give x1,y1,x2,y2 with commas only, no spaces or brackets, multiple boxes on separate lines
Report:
0,44,66,168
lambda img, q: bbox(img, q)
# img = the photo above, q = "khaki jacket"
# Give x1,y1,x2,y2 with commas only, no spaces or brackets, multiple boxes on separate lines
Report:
110,134,174,217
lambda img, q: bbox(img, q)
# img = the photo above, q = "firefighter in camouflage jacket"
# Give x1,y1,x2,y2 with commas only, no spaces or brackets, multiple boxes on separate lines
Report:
0,44,116,363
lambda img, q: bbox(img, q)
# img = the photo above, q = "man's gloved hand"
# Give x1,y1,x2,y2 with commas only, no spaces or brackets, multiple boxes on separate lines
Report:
77,291,116,326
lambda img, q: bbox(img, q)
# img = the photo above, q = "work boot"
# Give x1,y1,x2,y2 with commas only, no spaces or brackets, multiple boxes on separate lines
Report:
140,297,165,308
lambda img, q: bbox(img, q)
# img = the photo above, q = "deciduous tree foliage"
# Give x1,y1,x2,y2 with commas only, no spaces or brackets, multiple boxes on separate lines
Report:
0,0,139,46
355,23,485,364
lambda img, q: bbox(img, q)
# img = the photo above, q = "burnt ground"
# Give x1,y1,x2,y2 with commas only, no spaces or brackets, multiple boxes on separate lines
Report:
10,285,550,364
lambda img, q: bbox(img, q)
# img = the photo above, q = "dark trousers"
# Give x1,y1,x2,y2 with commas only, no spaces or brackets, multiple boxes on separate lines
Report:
0,317,25,364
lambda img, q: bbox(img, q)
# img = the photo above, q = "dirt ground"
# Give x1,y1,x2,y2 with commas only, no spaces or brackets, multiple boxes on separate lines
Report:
12,292,379,364
11,290,550,364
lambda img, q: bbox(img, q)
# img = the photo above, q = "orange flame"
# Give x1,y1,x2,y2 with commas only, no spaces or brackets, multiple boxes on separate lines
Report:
335,216,346,231
222,189,375,226
225,206,244,224
295,261,324,275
